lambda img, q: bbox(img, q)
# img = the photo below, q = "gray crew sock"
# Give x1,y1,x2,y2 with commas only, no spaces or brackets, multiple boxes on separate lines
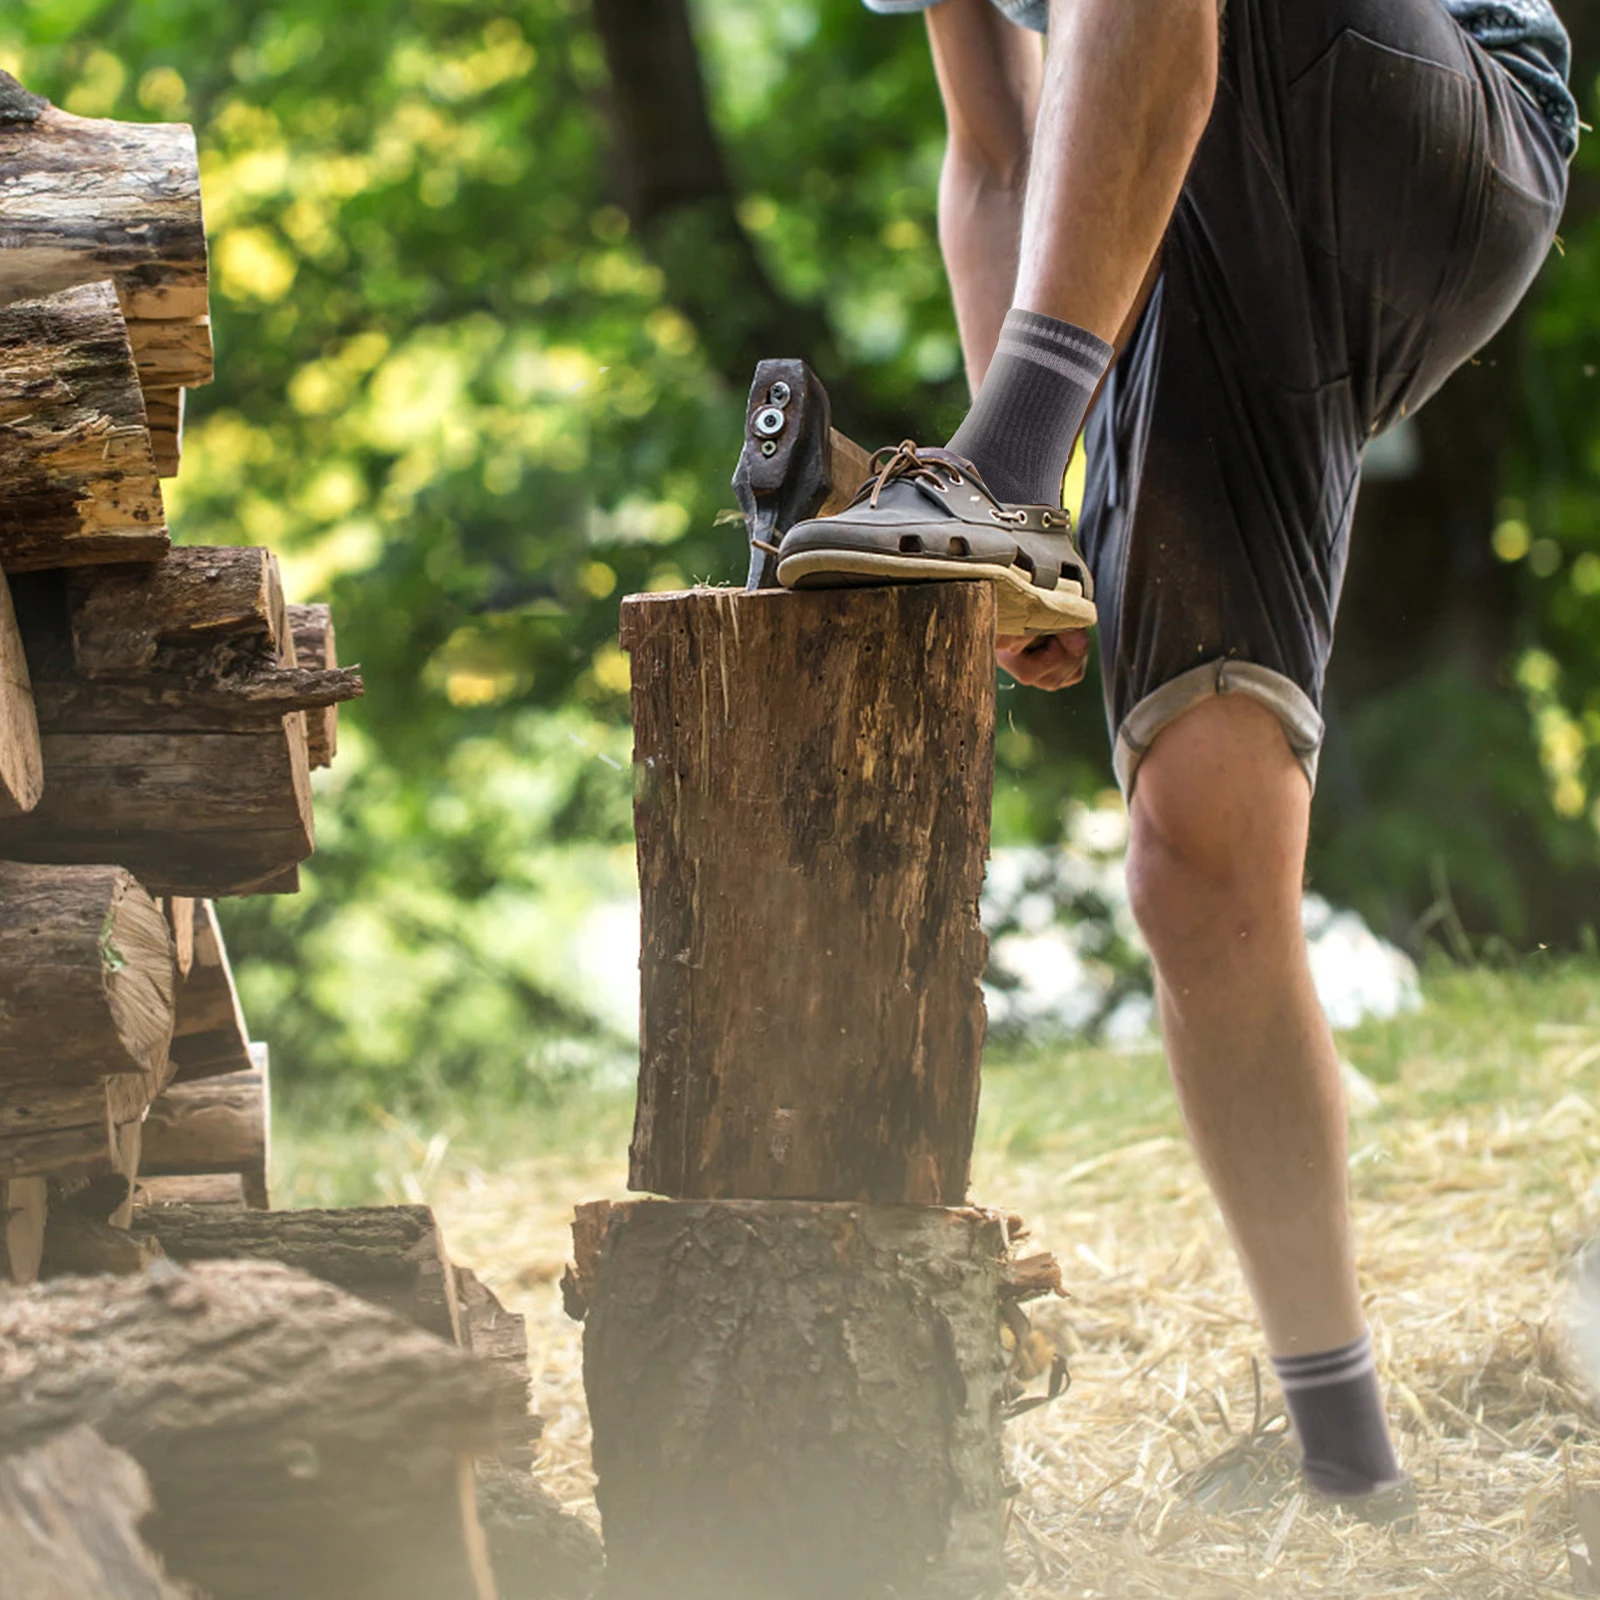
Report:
947,308,1113,507
1271,1331,1401,1497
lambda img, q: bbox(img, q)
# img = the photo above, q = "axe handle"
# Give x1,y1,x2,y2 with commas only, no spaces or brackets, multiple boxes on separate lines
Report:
819,430,876,518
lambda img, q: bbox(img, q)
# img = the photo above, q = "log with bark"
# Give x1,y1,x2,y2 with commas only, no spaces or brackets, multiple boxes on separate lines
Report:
129,1203,463,1344
169,901,253,1081
0,862,174,1088
457,1264,541,1467
0,1425,196,1600
140,1061,270,1210
0,282,167,572
0,553,361,895
477,1466,604,1600
0,561,42,815
622,584,995,1205
0,1260,500,1600
0,74,206,316
570,1198,1012,1600
135,1172,247,1210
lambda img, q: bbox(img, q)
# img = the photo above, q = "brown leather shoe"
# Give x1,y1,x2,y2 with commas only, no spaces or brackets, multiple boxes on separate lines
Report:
776,440,1097,636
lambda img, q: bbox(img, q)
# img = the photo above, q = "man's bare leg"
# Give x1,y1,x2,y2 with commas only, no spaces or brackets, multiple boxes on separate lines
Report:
1126,698,1401,1496
1127,697,1365,1355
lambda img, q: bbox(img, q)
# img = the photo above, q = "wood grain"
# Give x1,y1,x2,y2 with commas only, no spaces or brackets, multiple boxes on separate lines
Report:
0,283,166,572
623,583,995,1204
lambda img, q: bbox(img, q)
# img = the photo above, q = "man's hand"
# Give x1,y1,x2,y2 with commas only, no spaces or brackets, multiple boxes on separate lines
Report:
995,629,1091,690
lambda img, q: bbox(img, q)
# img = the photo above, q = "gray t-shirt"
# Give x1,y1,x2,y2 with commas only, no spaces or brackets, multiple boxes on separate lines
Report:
863,0,1578,158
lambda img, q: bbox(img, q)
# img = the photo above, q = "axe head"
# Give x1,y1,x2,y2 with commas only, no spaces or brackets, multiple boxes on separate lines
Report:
732,359,834,592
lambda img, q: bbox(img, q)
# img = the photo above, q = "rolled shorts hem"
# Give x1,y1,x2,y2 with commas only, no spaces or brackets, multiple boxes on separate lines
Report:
1112,659,1325,797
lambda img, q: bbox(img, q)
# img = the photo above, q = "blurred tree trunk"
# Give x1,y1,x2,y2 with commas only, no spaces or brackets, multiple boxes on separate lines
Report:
588,0,908,439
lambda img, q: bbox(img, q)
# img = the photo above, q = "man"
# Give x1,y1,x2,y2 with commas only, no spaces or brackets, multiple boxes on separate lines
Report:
776,0,1575,1510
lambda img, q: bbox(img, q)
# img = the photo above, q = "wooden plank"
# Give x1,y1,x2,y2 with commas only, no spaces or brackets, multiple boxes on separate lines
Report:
622,584,995,1205
0,560,42,814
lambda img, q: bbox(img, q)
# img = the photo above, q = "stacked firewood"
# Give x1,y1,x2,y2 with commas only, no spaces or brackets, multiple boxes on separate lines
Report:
0,74,599,1599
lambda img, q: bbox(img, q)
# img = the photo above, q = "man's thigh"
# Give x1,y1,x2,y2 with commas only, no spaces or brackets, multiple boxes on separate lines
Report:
1080,0,1564,796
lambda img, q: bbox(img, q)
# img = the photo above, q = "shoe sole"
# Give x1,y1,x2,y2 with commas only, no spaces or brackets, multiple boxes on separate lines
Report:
777,550,1097,636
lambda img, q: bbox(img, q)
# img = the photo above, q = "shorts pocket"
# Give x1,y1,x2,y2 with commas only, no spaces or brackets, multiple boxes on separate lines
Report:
1289,30,1480,319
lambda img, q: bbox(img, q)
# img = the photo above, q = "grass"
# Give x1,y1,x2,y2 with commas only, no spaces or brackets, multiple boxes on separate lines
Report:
272,957,1600,1597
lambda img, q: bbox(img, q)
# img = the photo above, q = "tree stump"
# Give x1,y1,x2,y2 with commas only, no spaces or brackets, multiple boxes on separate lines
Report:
621,584,995,1205
570,1198,1011,1600
0,1259,499,1600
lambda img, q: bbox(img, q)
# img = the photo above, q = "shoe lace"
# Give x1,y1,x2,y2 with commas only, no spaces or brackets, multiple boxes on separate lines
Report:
851,439,1019,520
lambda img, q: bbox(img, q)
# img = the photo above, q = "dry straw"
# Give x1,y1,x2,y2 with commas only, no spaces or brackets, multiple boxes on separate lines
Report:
426,1015,1600,1598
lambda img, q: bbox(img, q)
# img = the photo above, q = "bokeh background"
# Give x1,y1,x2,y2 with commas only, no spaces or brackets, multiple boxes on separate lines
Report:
6,0,1600,1115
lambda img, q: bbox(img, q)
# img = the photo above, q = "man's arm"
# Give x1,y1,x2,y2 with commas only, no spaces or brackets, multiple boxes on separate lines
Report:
926,2,1042,394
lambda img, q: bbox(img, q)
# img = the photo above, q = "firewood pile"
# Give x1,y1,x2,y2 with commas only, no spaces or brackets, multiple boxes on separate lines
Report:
0,72,600,1600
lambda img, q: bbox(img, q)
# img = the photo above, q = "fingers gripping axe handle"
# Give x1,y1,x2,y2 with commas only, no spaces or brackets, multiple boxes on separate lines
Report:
733,359,835,592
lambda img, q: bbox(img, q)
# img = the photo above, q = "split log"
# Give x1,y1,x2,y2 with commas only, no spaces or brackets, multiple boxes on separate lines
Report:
164,895,195,979
40,1211,165,1276
572,1198,1010,1600
135,1172,247,1210
289,602,341,767
65,546,287,675
622,585,995,1205
0,1176,45,1283
477,1467,604,1600
130,1203,462,1345
140,1063,269,1210
0,559,332,895
0,282,166,571
457,1265,540,1466
144,386,184,478
0,74,206,314
0,862,175,1086
170,902,253,1081
0,1074,155,1140
0,722,314,897
0,560,42,814
125,313,212,391
0,1260,500,1600
0,1425,195,1600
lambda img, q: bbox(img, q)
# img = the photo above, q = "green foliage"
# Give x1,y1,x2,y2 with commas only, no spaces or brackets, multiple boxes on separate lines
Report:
6,2,1600,1106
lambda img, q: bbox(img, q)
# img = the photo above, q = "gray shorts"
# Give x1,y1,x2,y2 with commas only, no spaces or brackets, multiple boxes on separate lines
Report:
1081,0,1566,791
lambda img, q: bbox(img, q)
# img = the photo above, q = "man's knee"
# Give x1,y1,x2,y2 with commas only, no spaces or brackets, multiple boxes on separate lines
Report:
1124,695,1311,961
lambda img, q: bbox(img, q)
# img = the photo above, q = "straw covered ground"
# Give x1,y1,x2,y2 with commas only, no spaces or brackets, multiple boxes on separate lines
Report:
278,962,1600,1597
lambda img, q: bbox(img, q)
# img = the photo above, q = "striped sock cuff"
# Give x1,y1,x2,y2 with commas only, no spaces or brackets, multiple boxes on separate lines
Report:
1271,1331,1377,1393
996,308,1114,388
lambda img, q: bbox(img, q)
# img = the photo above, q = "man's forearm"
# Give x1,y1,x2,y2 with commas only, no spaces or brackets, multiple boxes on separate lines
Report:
939,148,1025,394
